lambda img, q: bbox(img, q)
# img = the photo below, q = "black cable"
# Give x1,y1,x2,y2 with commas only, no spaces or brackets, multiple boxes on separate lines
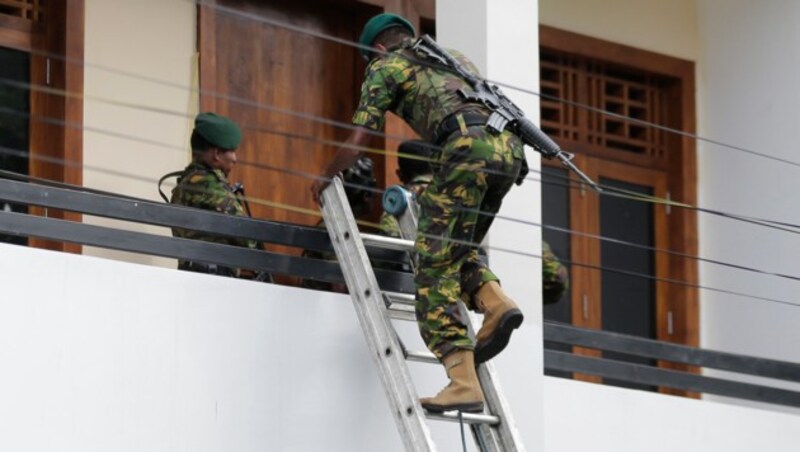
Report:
2,46,800,302
5,101,800,288
12,3,800,178
1,151,797,308
194,0,800,171
6,93,800,290
6,70,799,238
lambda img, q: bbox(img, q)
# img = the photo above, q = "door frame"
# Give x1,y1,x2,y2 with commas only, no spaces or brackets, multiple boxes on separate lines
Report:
540,25,698,356
0,1,85,253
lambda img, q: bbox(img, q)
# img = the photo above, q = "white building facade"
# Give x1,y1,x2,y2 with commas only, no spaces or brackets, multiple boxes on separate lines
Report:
0,0,799,450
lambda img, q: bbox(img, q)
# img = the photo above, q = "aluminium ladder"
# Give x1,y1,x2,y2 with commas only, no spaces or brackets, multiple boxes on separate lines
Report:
320,177,526,452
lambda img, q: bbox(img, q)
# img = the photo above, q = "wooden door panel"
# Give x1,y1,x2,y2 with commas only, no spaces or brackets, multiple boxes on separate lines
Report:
203,0,381,233
212,2,357,224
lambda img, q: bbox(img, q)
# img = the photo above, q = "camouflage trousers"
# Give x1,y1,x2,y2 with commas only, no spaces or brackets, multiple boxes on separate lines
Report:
542,240,570,305
414,128,523,360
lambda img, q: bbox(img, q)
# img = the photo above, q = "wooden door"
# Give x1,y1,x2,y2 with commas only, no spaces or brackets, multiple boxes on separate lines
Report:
540,26,698,391
200,0,383,233
0,0,83,252
543,157,668,388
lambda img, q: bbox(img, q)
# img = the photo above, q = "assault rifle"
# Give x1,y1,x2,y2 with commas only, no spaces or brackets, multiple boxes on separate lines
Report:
411,35,602,192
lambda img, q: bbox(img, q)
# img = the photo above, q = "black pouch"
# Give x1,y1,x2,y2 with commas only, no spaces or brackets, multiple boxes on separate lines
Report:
515,156,529,186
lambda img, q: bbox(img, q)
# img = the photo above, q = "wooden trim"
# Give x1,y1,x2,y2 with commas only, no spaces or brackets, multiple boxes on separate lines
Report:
0,12,35,33
540,24,698,365
661,63,699,398
63,0,83,189
540,25,694,79
596,157,669,354
197,0,217,112
0,24,31,50
552,137,669,171
412,0,434,20
565,153,602,383
26,0,84,253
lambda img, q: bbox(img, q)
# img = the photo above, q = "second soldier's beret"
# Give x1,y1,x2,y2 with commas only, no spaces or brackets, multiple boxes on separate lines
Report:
358,13,416,61
194,112,242,150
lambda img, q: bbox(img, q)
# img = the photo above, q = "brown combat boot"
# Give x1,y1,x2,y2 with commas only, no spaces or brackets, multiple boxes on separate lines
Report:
420,349,484,413
474,281,524,364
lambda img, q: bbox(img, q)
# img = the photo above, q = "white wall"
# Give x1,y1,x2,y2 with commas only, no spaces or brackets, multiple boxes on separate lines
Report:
438,1,544,450
2,244,798,451
696,0,800,400
83,0,197,267
544,377,800,451
539,0,698,61
539,0,800,410
0,243,507,451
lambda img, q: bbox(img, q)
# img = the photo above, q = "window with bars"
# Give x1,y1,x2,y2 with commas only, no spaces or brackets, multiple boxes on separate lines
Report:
0,0,45,25
540,49,673,165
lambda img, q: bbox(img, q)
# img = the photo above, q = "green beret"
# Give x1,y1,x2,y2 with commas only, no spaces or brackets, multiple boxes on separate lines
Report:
194,112,242,150
358,13,415,61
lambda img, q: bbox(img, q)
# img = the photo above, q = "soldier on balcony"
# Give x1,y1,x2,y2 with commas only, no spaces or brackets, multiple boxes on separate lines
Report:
168,112,263,279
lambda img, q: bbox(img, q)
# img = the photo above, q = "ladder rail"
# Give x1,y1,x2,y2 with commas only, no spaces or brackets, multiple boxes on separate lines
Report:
322,179,526,451
321,178,437,452
392,185,527,452
461,304,527,452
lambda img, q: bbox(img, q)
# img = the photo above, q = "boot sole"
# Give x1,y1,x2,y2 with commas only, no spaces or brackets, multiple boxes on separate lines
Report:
475,308,524,364
421,401,485,413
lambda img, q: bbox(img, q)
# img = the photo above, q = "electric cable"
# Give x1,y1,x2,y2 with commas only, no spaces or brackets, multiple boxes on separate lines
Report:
7,95,800,270
7,31,800,237
1,145,798,309
13,4,800,183
1,21,800,306
4,75,799,240
7,72,800,273
5,101,800,289
194,0,800,170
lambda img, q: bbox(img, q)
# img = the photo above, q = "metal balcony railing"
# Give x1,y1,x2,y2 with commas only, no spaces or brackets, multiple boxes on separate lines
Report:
1,176,799,409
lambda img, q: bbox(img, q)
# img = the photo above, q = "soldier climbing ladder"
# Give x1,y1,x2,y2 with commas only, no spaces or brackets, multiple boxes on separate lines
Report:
320,176,526,452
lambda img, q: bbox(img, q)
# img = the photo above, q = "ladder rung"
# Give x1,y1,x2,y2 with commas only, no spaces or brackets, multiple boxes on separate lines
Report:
387,304,416,322
362,233,415,252
406,350,438,364
321,178,525,450
384,291,416,305
425,411,500,426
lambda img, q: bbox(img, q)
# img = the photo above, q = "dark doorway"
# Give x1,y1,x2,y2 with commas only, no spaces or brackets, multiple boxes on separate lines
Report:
0,46,29,246
542,166,572,378
599,177,656,390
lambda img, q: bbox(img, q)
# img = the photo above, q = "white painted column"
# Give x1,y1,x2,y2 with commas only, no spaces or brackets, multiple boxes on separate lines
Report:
438,1,544,449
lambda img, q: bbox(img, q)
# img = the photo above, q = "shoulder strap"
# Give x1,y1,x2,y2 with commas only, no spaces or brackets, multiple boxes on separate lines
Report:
157,170,186,203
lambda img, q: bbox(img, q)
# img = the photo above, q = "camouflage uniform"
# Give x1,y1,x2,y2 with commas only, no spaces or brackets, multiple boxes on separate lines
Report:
300,219,341,291
378,174,432,239
542,241,569,305
170,161,257,274
302,156,376,291
354,38,525,359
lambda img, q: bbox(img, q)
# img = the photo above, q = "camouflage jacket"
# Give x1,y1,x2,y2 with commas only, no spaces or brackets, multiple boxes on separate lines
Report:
542,241,569,305
300,219,347,292
170,161,257,249
379,174,432,238
354,38,506,146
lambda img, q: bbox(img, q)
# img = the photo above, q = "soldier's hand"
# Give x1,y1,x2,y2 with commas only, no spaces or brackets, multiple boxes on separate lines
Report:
311,177,330,206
